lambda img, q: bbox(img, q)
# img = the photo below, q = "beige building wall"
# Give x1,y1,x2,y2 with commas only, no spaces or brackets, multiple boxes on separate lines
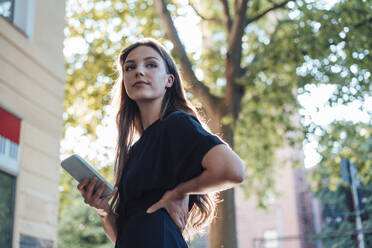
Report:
0,0,65,247
236,146,305,248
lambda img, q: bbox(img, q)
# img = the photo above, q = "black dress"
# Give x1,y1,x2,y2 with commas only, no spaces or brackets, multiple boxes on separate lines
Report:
115,110,224,248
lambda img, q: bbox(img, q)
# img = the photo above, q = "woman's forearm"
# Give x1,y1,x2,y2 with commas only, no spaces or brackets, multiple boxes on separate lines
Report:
174,166,243,197
99,209,118,244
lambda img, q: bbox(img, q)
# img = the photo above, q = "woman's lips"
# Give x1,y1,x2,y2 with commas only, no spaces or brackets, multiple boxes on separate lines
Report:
133,81,148,87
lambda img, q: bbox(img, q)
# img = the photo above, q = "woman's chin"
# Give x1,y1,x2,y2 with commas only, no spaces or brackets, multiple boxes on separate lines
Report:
130,95,159,103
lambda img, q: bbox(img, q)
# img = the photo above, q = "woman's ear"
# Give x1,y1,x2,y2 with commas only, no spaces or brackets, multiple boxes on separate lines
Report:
166,74,175,88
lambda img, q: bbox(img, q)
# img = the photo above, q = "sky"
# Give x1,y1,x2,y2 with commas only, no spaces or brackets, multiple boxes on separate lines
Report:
61,0,371,169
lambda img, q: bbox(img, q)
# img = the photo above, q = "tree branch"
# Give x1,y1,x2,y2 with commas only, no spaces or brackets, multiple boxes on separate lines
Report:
223,0,249,116
154,0,222,113
234,0,239,13
228,0,249,53
188,0,224,25
245,0,290,26
220,0,232,30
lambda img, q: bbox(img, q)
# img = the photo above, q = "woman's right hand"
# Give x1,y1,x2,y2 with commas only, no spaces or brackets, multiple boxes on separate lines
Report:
77,176,118,217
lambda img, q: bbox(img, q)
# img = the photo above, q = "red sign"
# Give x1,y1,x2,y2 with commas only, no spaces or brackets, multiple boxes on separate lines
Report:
0,108,21,144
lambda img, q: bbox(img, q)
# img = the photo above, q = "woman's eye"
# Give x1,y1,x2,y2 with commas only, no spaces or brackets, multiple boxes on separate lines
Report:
146,63,157,68
125,65,135,72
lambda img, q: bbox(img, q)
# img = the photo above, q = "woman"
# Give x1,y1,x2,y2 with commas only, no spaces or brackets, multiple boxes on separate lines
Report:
77,38,245,247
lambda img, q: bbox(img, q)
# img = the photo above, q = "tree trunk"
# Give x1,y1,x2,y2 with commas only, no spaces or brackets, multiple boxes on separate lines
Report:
209,189,237,248
208,120,237,248
154,1,247,247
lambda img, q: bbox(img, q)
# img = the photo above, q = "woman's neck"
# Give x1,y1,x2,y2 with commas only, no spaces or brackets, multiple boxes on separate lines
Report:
137,98,163,130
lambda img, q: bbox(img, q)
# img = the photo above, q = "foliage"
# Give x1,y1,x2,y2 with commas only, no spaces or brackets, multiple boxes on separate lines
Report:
63,0,163,135
296,2,372,244
309,122,371,191
294,0,372,186
310,121,372,247
292,0,372,105
58,204,112,248
313,183,372,248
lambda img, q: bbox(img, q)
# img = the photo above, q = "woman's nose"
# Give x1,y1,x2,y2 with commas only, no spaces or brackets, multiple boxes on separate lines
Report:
135,65,145,77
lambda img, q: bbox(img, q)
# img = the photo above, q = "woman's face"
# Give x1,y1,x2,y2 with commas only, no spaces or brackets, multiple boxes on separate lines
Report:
123,46,174,103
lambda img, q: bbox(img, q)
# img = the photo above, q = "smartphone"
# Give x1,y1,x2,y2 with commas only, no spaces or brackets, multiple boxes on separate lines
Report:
61,154,114,198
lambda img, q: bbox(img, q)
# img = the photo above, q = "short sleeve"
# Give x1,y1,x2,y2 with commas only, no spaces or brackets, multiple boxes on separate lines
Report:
163,111,225,183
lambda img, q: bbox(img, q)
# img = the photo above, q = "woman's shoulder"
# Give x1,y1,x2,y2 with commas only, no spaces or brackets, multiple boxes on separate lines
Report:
164,110,196,120
163,110,199,126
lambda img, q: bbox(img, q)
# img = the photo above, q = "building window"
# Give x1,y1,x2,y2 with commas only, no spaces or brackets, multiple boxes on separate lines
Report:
0,170,16,247
0,0,35,37
0,0,14,21
263,229,279,248
0,107,21,247
0,107,21,175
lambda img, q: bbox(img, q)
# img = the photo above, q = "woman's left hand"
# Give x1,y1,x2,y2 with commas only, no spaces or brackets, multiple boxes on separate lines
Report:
146,189,189,231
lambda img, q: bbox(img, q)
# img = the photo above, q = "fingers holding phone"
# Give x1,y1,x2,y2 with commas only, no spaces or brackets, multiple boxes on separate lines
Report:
77,177,117,216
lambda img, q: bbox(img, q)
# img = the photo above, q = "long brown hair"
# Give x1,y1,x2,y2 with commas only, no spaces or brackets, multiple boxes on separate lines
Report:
110,38,218,240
